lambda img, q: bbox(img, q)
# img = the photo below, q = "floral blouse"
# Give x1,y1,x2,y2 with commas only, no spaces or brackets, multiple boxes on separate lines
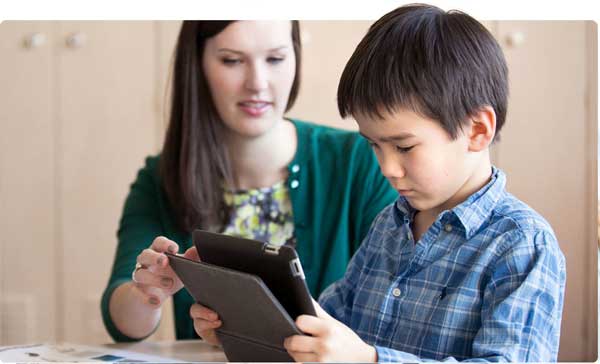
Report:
222,181,294,246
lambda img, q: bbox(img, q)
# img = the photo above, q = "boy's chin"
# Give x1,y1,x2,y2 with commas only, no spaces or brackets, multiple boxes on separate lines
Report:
405,196,437,213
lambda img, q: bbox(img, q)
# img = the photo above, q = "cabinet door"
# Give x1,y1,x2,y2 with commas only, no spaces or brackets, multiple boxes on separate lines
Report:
56,21,159,344
286,21,372,130
495,21,596,362
0,21,57,345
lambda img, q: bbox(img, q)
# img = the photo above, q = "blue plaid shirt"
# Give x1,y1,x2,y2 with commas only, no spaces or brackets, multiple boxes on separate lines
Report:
319,167,566,362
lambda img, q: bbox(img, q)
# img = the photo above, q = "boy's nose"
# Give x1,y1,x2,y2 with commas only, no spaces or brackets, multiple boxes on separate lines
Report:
379,154,405,180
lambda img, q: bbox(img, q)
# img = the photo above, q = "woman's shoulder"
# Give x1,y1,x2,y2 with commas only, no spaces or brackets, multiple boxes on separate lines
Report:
130,154,161,185
139,154,160,172
290,118,367,150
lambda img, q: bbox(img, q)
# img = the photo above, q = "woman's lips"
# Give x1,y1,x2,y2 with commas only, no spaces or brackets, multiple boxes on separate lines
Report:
238,101,272,117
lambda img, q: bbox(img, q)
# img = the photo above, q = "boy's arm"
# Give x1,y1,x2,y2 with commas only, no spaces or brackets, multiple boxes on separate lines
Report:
317,207,386,323
293,229,565,363
317,232,367,323
376,230,565,363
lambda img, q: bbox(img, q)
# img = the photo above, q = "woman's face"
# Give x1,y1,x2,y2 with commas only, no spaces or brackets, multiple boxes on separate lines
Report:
202,21,296,138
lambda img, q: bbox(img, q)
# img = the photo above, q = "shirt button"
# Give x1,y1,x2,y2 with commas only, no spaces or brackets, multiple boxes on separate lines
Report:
392,288,401,297
290,180,299,189
291,164,300,173
444,224,453,232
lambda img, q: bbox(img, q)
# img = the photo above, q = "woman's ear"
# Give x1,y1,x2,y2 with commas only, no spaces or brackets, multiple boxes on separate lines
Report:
467,106,497,152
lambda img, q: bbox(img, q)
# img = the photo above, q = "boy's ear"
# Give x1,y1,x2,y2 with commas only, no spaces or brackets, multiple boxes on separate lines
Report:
467,106,496,152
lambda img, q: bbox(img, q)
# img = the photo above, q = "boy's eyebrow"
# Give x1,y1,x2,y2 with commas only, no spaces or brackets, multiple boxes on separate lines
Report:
217,46,290,54
359,131,416,142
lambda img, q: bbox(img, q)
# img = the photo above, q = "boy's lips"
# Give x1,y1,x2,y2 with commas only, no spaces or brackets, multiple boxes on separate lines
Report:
397,189,413,195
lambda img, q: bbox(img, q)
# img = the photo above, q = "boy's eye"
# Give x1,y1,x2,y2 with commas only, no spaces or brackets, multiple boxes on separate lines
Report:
368,141,380,149
267,56,284,64
396,145,414,153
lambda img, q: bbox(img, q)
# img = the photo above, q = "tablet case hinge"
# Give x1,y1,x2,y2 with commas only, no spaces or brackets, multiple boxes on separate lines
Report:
263,244,280,255
289,258,305,279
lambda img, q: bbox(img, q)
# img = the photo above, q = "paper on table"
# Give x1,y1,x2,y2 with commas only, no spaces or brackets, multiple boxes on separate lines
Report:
0,343,181,363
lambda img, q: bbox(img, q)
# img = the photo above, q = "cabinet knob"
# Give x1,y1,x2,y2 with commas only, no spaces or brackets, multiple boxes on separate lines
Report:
65,32,86,49
23,33,46,49
505,31,525,48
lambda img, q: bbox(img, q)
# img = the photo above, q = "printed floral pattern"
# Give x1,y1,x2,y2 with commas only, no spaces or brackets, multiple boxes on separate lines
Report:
222,181,294,246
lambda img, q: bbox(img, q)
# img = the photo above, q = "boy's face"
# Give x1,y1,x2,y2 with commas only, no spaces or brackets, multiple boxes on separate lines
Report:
356,108,475,213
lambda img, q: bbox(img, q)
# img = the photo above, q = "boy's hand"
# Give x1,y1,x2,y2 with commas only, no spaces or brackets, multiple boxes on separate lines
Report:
284,300,377,362
190,303,222,347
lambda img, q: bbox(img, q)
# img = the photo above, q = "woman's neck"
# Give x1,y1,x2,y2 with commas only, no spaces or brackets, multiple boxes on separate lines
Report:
225,119,297,190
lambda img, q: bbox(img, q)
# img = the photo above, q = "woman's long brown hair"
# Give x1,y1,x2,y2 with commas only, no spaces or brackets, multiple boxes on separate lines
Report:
160,21,302,233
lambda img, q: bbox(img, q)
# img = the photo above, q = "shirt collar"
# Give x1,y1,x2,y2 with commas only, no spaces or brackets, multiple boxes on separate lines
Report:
394,166,506,239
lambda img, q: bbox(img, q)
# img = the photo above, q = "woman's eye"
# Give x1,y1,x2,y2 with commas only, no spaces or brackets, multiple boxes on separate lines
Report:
396,145,414,153
368,141,380,149
222,58,241,65
267,57,284,64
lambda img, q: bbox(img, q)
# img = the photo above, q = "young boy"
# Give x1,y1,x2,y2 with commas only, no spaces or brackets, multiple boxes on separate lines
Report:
281,4,566,362
192,4,566,362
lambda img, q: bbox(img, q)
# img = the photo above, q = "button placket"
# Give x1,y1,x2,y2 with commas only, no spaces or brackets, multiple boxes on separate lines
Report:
289,164,300,189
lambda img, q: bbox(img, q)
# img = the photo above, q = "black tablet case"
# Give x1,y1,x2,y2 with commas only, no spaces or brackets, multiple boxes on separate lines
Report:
167,253,303,362
192,230,316,320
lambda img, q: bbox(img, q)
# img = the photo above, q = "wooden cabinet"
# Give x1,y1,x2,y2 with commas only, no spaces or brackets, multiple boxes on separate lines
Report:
0,20,596,361
0,21,163,344
56,21,160,343
493,21,597,362
0,21,57,346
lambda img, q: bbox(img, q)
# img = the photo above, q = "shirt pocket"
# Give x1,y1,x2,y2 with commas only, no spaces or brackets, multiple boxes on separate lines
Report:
429,285,483,337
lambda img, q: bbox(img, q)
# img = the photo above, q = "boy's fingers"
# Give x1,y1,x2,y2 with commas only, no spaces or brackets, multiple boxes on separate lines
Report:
183,246,200,261
193,318,222,331
295,315,330,336
192,318,222,345
284,335,319,353
311,299,332,319
190,303,219,321
287,351,317,363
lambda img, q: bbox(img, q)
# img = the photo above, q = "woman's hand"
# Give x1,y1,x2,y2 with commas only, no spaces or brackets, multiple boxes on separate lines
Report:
132,236,199,308
190,303,223,346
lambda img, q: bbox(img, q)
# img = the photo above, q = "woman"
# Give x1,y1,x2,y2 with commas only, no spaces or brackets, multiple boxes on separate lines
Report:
101,20,396,341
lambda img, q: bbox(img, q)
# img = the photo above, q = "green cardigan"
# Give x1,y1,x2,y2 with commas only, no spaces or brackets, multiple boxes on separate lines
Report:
101,119,397,341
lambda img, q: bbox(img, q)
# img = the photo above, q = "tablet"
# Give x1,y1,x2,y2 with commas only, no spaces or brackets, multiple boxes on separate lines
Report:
192,229,316,319
166,253,300,362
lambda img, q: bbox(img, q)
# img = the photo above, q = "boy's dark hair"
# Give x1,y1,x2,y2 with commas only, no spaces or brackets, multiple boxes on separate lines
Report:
337,3,508,141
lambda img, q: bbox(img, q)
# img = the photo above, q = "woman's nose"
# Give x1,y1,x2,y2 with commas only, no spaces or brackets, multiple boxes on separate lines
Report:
245,63,268,92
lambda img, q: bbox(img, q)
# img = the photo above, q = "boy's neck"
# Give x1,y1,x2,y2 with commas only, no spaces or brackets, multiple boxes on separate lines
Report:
413,158,493,242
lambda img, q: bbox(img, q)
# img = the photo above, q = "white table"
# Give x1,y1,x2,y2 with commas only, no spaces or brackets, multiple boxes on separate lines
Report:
106,339,227,362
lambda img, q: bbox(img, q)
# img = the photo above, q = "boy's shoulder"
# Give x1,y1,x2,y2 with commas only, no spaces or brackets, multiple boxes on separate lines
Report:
491,191,554,236
487,190,562,256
